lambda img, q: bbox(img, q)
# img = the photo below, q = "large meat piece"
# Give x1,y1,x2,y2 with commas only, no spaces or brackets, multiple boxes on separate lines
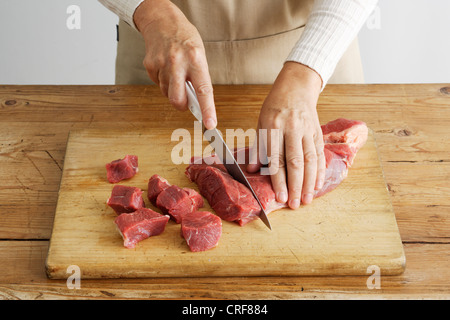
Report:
105,155,139,183
185,164,273,226
317,118,368,197
148,174,204,223
185,118,368,226
107,185,145,214
181,211,222,252
115,208,169,249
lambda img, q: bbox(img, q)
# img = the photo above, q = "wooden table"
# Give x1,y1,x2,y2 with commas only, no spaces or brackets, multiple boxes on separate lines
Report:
0,84,448,299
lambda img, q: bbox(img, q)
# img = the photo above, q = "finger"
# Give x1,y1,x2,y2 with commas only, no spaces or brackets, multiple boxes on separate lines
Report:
314,132,326,190
168,74,188,111
143,55,160,86
247,124,263,173
267,127,288,204
301,135,318,205
158,69,169,97
189,67,217,130
285,130,304,209
193,80,216,129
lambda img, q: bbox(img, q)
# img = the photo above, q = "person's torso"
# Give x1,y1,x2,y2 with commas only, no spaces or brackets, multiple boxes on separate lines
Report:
170,0,314,41
115,0,363,85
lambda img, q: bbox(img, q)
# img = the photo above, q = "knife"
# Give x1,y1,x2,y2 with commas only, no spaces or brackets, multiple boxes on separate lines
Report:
185,81,272,230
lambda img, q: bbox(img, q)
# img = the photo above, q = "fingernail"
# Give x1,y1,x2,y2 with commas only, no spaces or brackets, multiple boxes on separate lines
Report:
205,118,216,130
303,193,313,204
277,192,288,203
290,198,300,209
246,164,260,173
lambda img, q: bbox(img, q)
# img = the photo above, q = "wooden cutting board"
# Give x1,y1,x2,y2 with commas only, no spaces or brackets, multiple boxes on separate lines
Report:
46,127,405,279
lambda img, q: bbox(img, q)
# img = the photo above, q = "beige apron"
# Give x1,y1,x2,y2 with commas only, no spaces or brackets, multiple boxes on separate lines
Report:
115,0,364,85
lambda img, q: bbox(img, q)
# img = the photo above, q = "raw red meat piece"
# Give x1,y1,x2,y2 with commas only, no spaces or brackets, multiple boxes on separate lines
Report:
183,187,205,211
316,118,368,197
114,208,169,249
181,211,222,252
185,118,368,226
185,164,261,226
147,174,171,205
148,174,204,223
322,118,368,152
106,155,139,183
107,185,145,214
156,185,204,223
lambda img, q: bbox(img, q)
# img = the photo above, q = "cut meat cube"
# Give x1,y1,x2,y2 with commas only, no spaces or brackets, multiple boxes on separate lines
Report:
185,118,368,226
114,208,169,249
183,187,204,211
181,211,222,252
105,155,139,183
156,185,203,223
148,174,204,223
107,185,145,214
147,174,171,206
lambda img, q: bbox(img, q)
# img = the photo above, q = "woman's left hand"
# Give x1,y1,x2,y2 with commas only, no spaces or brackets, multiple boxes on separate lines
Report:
247,62,326,209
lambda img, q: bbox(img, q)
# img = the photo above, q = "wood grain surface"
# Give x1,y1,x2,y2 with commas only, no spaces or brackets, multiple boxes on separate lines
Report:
0,84,449,299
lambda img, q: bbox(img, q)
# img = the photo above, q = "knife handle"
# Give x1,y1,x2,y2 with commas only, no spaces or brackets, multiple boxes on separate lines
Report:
185,81,203,122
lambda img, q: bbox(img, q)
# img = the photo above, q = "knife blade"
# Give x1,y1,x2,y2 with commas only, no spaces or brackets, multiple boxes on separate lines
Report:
185,81,272,230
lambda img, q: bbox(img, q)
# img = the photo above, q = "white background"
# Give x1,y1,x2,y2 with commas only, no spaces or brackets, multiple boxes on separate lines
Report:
0,0,449,85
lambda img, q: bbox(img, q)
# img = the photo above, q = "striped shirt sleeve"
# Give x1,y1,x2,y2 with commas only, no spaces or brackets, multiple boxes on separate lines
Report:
98,0,144,30
286,0,378,88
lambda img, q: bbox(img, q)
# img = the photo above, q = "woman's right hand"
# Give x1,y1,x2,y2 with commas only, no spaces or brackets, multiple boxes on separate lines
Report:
134,0,217,130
